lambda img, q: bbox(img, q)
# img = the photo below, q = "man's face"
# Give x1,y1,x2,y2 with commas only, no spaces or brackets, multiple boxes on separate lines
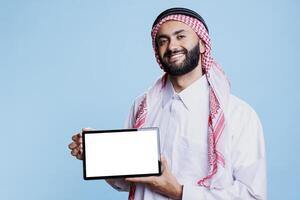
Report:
156,21,203,76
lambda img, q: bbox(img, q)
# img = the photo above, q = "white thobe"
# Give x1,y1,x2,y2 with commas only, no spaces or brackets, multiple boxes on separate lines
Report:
107,75,267,200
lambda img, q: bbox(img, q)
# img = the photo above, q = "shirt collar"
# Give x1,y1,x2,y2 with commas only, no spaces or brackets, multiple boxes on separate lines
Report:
162,75,209,110
162,78,176,108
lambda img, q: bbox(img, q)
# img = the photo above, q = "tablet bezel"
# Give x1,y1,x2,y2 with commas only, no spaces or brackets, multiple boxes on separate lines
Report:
82,127,161,180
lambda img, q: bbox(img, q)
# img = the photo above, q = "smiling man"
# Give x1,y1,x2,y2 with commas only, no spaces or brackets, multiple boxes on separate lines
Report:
157,21,204,77
69,7,267,200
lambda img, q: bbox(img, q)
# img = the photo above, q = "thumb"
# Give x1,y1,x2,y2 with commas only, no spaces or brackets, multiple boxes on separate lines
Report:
82,127,94,132
160,155,168,172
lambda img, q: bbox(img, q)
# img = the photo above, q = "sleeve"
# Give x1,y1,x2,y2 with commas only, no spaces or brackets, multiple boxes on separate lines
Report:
105,103,136,192
182,108,267,200
105,178,130,192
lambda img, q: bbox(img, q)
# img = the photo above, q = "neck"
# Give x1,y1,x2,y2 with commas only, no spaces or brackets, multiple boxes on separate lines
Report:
169,65,203,93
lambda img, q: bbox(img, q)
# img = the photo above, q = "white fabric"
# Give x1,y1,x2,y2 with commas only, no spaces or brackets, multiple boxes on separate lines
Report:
107,75,266,200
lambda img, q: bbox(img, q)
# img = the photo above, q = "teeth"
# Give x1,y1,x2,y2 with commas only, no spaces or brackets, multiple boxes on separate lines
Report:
171,53,182,56
170,53,183,58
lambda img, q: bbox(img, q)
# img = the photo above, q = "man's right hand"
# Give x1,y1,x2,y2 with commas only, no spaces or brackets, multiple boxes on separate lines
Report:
68,128,93,160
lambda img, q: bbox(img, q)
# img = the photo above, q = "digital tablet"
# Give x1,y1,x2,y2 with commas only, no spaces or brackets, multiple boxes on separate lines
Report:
82,127,161,180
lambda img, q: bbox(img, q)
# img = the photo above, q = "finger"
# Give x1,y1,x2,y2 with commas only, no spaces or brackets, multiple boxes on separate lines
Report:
71,148,79,156
125,176,154,183
72,133,81,142
160,155,168,172
68,142,78,150
78,147,83,154
76,153,83,160
161,156,167,166
78,137,82,144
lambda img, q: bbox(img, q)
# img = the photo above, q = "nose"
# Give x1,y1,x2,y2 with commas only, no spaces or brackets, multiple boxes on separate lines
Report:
167,38,180,52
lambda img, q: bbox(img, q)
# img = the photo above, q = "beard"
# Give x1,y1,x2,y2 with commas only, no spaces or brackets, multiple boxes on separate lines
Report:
159,43,200,76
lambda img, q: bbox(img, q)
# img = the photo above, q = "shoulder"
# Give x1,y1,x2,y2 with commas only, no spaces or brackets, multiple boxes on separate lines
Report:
132,77,164,110
227,95,259,122
131,93,147,113
226,95,263,137
129,76,163,114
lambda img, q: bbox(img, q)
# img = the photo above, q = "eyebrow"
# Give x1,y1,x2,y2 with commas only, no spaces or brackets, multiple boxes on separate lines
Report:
157,29,186,40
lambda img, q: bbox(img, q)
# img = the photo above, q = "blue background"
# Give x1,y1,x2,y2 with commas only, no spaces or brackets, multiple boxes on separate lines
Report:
1,0,299,199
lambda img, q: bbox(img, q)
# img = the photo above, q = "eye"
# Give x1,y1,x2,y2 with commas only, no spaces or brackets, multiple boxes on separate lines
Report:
158,38,168,46
177,35,185,40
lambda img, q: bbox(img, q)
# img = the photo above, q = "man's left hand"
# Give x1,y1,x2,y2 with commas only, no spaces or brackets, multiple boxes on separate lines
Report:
125,156,183,200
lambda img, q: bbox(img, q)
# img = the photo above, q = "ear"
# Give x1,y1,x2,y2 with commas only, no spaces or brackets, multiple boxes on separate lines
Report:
199,40,205,54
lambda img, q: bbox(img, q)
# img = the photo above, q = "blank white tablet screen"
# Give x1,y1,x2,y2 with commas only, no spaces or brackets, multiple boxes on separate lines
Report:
84,129,160,178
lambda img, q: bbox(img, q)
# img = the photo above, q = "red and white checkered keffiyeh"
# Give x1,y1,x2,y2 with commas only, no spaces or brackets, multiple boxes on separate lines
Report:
129,14,231,199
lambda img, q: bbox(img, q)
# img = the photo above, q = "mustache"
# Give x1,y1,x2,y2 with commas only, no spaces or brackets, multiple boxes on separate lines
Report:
163,48,187,58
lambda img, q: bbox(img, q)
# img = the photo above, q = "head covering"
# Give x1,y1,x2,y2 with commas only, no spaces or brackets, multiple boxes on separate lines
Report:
129,7,231,200
152,7,209,33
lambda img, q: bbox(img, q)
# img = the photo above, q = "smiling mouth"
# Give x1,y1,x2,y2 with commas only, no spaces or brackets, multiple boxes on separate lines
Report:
168,53,185,62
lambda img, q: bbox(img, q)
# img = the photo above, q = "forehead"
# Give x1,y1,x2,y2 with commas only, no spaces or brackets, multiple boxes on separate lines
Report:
156,20,196,36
